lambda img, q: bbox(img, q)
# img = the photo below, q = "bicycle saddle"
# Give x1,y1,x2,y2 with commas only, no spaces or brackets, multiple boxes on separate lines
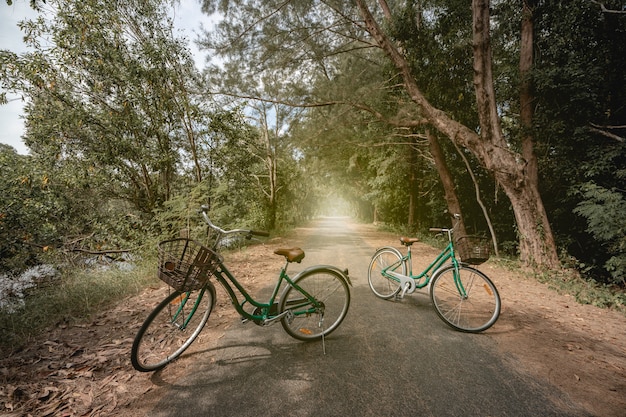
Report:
399,237,419,246
274,247,305,263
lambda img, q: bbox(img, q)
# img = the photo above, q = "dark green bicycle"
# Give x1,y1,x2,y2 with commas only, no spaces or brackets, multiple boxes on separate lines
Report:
131,206,351,372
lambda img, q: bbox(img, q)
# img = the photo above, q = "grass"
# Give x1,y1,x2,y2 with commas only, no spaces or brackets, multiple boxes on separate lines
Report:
490,256,626,315
0,256,157,353
534,268,626,313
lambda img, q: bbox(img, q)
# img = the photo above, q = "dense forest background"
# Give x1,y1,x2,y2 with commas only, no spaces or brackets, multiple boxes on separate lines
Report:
1,0,625,293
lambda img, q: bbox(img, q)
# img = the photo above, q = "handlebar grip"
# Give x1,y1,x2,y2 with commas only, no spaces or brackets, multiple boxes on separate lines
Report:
430,228,445,233
251,230,270,237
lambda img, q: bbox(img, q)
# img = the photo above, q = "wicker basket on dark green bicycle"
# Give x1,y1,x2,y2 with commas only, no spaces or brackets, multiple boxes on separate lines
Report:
157,238,222,292
455,236,490,265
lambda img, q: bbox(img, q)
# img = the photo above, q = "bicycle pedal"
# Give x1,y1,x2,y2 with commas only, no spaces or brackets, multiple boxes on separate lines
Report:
241,317,250,324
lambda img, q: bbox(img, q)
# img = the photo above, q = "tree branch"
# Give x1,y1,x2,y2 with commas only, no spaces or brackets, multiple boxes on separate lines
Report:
590,1,626,14
589,124,625,142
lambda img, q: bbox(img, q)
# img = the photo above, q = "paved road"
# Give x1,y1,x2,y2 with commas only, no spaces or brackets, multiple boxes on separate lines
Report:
147,217,588,417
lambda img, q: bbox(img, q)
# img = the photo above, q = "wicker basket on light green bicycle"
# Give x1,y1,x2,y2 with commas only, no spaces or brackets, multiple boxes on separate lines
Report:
455,236,490,265
157,238,223,292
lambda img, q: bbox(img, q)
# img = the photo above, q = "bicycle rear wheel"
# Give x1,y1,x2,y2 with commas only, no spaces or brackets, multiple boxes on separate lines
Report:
131,284,216,372
429,264,500,333
368,247,405,299
280,268,350,341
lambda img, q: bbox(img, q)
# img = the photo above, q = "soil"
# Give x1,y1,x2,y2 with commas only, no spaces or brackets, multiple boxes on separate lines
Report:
1,221,625,417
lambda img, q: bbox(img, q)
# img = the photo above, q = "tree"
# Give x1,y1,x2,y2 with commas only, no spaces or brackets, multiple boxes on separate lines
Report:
1,0,270,272
0,146,47,272
240,78,305,230
1,0,212,213
355,0,559,267
200,0,559,267
529,0,626,283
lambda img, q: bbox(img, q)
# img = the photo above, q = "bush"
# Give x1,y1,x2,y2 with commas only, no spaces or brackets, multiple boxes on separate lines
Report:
574,183,626,286
0,254,155,351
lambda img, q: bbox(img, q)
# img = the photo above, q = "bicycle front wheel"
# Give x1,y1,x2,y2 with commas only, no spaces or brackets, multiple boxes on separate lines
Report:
430,265,500,333
368,247,405,299
131,284,216,372
280,268,350,341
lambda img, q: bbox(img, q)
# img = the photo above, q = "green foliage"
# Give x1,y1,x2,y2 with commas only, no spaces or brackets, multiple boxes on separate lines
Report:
2,0,214,214
535,268,626,313
528,0,626,284
0,144,152,273
574,184,626,285
0,147,43,271
2,0,626,293
0,0,272,274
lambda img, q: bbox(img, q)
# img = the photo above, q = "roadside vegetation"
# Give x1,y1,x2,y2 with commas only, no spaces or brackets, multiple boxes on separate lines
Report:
1,0,625,349
0,257,155,350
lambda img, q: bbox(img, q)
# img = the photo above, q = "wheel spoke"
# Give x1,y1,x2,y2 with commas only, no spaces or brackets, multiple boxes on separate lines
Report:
280,269,350,341
131,285,215,372
430,266,500,333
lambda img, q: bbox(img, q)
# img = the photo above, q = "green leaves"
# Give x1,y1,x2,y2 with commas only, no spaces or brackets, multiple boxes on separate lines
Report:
4,0,205,212
575,183,626,284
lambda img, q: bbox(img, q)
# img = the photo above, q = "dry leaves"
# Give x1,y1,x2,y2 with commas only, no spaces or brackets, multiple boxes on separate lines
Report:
0,242,282,416
0,307,148,417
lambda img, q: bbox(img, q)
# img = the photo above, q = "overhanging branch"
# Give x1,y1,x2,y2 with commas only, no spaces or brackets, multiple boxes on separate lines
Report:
590,1,626,14
589,124,625,142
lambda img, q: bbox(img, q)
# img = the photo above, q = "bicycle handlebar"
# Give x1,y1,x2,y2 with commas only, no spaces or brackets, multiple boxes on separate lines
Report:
429,213,461,235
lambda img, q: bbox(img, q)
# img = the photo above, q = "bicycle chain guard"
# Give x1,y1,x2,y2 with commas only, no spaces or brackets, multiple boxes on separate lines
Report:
399,275,416,298
387,270,416,298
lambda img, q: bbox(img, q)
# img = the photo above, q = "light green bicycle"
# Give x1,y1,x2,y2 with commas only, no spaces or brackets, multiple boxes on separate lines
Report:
131,206,352,372
368,214,500,333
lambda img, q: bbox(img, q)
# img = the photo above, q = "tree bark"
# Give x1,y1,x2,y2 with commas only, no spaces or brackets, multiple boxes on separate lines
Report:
452,140,500,257
520,0,539,191
426,130,467,236
514,0,557,266
358,0,560,268
407,138,419,230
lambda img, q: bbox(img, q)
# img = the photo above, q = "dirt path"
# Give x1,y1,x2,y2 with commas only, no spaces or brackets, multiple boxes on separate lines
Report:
1,221,625,416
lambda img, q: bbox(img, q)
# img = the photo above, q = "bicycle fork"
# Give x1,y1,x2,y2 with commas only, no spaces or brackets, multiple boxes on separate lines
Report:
452,267,469,299
171,291,204,330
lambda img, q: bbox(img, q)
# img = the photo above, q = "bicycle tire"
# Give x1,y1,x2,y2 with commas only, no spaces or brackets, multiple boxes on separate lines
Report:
131,283,216,372
368,247,405,299
429,264,500,333
280,267,350,341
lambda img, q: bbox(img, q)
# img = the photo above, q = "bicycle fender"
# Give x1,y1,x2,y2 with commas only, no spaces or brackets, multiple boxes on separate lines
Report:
293,264,352,287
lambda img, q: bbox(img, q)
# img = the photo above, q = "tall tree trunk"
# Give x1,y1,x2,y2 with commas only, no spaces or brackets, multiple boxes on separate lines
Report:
407,137,419,229
262,125,278,230
515,0,555,265
359,0,560,268
426,130,467,236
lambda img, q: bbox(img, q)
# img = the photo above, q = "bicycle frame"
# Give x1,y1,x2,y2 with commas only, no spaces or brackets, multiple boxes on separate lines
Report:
381,238,468,298
191,260,320,325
